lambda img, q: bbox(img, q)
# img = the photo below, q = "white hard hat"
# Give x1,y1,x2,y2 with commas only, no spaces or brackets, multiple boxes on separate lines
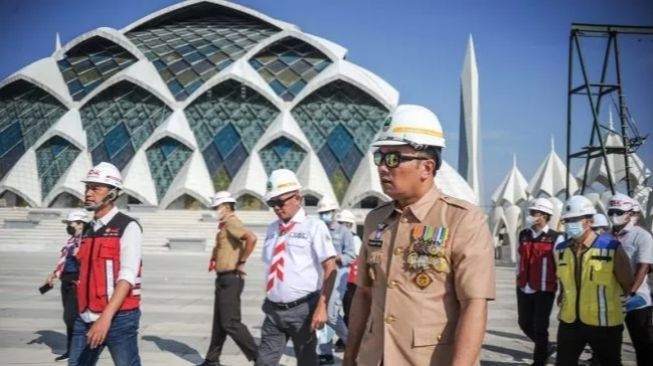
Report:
372,105,446,148
591,213,609,228
210,191,236,208
317,197,339,213
528,197,554,215
264,169,302,201
336,209,357,225
562,195,597,219
630,198,642,213
62,209,89,223
81,162,123,189
607,193,634,212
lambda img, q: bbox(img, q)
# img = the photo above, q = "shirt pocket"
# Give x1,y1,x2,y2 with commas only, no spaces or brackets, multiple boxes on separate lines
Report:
99,241,119,259
589,257,613,284
412,321,453,347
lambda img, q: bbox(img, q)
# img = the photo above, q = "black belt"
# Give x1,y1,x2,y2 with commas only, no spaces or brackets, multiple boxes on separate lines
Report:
266,291,319,310
216,270,238,277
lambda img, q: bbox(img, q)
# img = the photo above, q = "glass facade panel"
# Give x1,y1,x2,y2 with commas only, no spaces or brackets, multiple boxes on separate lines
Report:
185,79,279,190
36,136,81,198
249,37,332,101
57,37,137,101
259,136,306,175
80,81,172,170
146,137,192,200
126,4,279,101
291,80,389,202
0,80,67,180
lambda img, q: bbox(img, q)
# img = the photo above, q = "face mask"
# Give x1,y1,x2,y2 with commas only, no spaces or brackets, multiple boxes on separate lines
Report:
611,214,628,226
525,215,536,226
320,213,333,224
565,221,585,239
215,207,225,221
66,226,76,235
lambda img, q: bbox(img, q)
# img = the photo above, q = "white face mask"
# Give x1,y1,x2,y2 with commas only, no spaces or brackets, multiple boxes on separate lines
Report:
525,215,536,226
611,213,628,226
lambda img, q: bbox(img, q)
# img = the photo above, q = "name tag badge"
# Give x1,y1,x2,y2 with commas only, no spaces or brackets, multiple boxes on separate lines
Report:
368,223,387,247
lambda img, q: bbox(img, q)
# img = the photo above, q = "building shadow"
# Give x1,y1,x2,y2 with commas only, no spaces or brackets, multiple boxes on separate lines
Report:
142,335,203,364
482,344,531,364
486,329,531,342
27,330,66,354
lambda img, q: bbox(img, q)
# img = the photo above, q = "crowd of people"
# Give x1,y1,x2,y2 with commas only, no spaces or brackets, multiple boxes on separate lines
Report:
40,103,651,366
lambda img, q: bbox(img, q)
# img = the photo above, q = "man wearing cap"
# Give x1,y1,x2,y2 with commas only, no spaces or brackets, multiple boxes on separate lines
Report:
256,169,337,366
42,210,88,361
69,162,143,366
592,213,610,235
199,191,258,366
344,105,496,366
316,198,356,364
608,193,653,365
554,195,633,366
515,198,563,365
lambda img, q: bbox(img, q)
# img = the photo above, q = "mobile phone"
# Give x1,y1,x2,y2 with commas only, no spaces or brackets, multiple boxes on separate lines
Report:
39,283,53,295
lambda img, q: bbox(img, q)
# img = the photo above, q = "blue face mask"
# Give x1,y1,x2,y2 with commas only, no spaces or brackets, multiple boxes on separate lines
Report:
320,212,333,224
565,221,585,239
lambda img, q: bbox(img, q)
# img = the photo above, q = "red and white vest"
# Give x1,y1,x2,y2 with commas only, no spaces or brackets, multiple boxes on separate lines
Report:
77,212,142,313
517,228,559,292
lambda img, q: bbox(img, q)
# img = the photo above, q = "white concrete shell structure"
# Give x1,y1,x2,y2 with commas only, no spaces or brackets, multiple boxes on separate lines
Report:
0,0,476,211
490,156,530,262
458,35,481,204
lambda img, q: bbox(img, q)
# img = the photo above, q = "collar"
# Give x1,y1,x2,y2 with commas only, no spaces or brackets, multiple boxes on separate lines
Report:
286,207,306,224
393,186,440,223
530,225,550,237
576,231,597,249
93,206,119,227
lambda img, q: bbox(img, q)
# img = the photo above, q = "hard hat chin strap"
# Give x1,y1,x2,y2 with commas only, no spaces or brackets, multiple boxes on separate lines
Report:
84,188,119,211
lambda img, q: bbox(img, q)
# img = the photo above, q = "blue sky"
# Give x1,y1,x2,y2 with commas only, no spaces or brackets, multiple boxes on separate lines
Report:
1,0,651,207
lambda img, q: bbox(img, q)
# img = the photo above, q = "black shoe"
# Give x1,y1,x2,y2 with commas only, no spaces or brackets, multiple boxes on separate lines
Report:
54,353,69,361
334,338,346,352
319,354,335,365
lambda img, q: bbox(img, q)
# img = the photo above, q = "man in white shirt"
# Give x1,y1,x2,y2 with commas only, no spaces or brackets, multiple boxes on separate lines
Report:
256,169,337,366
69,162,143,366
609,193,653,365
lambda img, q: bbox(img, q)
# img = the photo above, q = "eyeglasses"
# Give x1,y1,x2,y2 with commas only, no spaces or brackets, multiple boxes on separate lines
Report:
266,194,296,208
373,150,428,168
607,209,627,216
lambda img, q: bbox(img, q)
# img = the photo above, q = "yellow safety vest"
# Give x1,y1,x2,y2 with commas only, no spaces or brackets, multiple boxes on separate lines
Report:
554,234,624,326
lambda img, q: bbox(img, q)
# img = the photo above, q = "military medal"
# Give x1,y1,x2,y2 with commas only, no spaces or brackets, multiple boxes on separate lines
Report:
414,272,432,289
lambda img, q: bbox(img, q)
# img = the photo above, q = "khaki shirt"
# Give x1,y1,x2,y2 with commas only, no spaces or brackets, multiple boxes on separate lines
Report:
212,214,248,273
356,187,496,366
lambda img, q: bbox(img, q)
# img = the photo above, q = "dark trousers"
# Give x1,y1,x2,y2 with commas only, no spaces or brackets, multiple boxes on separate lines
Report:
516,289,554,365
342,282,357,326
625,306,653,366
556,321,623,366
60,272,79,354
205,272,257,363
256,293,319,366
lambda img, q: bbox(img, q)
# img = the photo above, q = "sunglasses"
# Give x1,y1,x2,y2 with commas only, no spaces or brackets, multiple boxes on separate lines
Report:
266,194,296,208
373,150,428,168
607,209,627,216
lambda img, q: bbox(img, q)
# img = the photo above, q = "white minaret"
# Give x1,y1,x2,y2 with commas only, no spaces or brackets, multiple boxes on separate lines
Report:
458,34,481,203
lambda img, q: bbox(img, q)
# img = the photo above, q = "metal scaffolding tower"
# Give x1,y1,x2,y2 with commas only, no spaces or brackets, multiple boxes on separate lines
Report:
565,23,653,198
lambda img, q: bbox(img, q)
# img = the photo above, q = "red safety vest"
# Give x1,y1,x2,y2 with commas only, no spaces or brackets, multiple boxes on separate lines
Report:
77,212,142,314
517,228,559,292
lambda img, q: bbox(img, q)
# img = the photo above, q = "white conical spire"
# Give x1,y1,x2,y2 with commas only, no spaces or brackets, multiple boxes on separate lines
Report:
576,107,651,189
491,154,529,206
528,143,578,198
55,32,62,52
458,34,481,204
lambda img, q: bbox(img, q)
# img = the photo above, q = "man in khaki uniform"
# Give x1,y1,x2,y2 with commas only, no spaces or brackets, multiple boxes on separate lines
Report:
200,191,257,366
344,105,496,366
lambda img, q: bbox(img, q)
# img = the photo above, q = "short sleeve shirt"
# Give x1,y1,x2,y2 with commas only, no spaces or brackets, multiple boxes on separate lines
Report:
213,214,248,272
617,224,653,308
262,207,336,303
356,187,495,366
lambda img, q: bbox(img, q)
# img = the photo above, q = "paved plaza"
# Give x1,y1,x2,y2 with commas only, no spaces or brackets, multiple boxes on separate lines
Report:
0,252,636,365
